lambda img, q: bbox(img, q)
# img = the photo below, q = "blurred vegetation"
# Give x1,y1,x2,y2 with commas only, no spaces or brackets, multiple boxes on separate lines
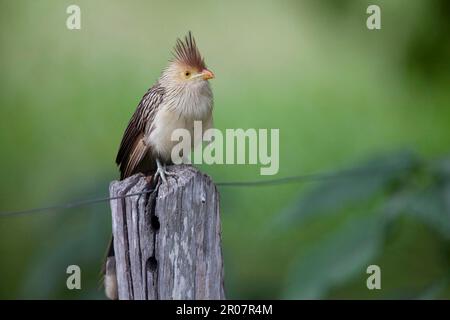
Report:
0,0,449,299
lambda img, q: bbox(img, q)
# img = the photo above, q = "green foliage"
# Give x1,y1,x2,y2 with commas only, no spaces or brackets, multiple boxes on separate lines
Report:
281,151,450,299
284,215,384,299
278,151,419,226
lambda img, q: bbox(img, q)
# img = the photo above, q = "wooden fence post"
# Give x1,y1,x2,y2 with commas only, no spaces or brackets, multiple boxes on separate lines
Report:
109,165,225,300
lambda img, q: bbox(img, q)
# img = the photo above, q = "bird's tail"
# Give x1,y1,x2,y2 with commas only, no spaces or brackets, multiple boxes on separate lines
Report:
102,236,118,300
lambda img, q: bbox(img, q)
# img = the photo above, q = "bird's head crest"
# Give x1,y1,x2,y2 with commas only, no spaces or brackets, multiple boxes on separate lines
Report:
172,31,206,71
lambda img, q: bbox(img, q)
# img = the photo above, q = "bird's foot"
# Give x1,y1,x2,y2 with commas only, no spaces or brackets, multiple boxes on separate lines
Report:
155,159,176,184
155,166,168,183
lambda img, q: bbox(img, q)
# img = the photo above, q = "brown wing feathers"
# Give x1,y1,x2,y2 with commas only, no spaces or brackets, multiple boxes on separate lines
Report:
116,84,165,180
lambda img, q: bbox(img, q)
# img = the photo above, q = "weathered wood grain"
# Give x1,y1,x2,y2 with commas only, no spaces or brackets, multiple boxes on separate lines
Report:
109,165,225,300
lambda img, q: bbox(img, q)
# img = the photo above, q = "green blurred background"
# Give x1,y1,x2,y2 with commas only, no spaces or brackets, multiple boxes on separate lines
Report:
0,0,449,299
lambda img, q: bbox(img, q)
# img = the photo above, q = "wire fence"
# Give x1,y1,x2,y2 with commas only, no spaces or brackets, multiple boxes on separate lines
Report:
0,161,412,218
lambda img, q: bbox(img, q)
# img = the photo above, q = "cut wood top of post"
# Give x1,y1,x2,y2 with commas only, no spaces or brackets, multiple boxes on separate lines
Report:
110,165,216,198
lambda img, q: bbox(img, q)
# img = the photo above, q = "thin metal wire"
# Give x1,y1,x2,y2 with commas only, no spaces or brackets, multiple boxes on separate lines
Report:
0,190,154,218
216,172,336,187
0,163,409,218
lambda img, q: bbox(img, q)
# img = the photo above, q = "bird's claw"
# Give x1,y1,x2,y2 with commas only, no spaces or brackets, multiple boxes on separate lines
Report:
155,166,168,183
155,159,176,184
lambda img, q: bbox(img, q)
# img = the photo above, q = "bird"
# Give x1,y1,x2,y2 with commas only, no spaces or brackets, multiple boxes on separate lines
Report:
103,32,215,299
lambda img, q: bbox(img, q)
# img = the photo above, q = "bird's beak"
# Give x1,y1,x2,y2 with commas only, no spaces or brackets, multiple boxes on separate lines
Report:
201,69,215,80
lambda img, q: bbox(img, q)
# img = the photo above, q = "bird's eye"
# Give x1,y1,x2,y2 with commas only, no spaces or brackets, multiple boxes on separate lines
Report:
185,71,191,77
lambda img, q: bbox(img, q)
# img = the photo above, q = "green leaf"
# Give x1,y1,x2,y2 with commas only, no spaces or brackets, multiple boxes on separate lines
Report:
283,215,384,299
384,184,450,240
277,150,418,227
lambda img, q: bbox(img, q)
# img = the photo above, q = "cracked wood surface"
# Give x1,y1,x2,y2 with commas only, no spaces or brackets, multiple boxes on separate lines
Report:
109,165,225,300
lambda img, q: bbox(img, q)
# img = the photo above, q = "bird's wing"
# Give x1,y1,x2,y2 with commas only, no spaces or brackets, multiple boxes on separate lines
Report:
116,84,165,179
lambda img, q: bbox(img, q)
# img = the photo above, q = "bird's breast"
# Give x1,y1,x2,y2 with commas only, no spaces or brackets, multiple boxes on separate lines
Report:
146,97,212,162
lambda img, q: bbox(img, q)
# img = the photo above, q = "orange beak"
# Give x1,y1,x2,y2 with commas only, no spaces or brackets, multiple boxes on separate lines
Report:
201,69,215,80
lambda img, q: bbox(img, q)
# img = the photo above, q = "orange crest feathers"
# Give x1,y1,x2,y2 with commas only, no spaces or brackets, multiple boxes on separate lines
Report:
172,31,206,70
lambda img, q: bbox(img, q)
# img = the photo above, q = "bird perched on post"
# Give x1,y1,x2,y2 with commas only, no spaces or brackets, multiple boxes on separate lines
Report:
104,32,214,299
